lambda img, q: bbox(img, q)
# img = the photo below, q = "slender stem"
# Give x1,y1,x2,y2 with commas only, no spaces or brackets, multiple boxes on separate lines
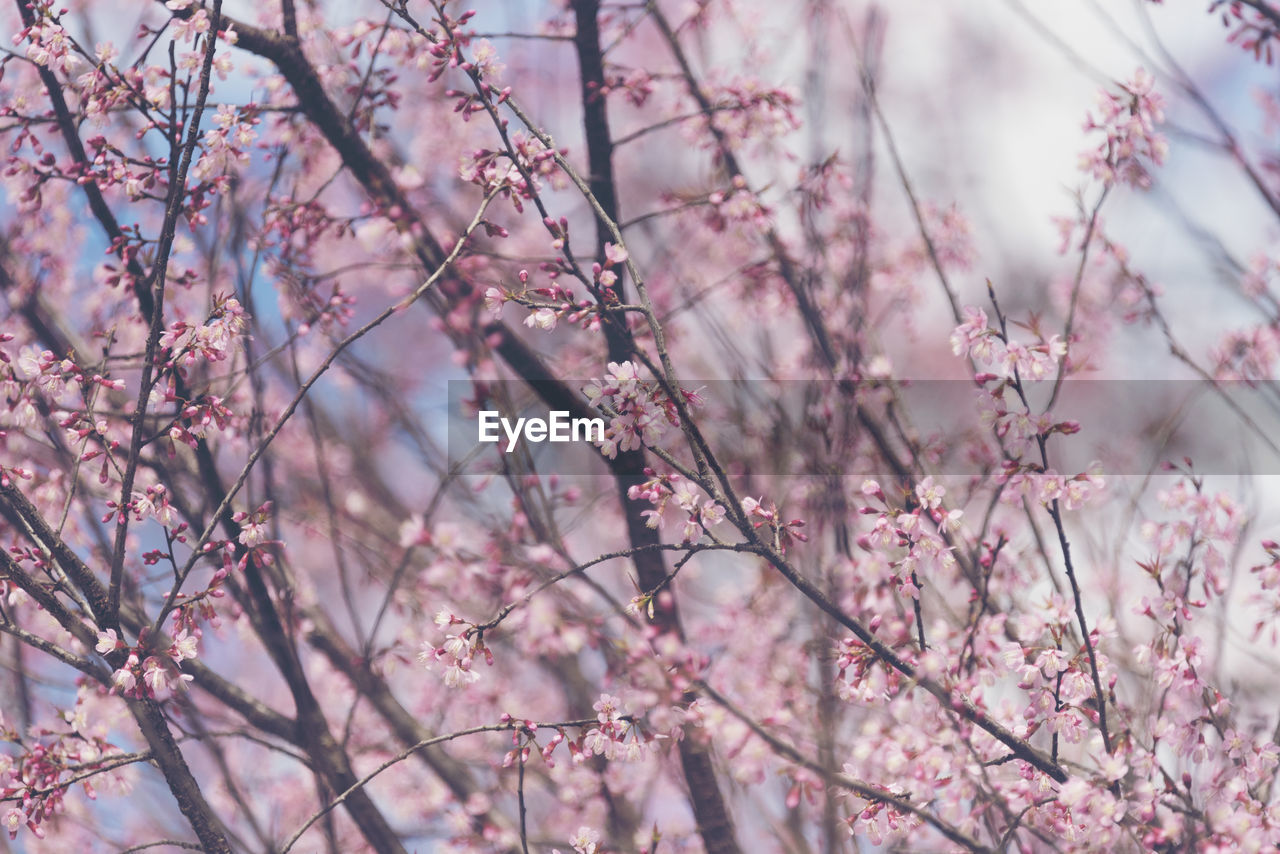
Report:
155,189,496,635
280,719,600,854
699,681,993,853
1047,498,1113,754
108,0,225,624
517,746,531,854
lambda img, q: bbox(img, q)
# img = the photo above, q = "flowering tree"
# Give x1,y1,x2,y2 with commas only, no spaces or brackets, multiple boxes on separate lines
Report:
2,0,1280,851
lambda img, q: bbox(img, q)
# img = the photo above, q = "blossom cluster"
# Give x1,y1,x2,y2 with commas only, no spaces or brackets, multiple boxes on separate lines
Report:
486,243,630,333
2,346,120,432
459,131,563,213
1210,0,1280,63
698,78,800,150
582,361,686,458
0,0,1277,850
1,706,129,841
576,694,658,763
1079,69,1168,189
191,104,258,184
951,305,1067,381
157,296,248,367
96,628,198,699
626,470,725,544
856,477,961,599
419,609,492,688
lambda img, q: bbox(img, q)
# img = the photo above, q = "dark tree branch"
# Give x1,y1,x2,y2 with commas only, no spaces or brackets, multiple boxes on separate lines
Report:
571,2,741,850
108,0,224,626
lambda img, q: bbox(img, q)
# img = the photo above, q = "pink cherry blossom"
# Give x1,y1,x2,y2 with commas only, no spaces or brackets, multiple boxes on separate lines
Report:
0,3,1275,852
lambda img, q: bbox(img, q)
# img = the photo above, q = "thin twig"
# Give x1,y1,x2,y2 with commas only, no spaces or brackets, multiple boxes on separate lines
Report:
108,0,225,624
279,718,600,853
698,681,994,853
151,189,498,638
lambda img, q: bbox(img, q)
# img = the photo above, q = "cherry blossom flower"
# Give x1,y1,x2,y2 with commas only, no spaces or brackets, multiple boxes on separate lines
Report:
569,826,600,854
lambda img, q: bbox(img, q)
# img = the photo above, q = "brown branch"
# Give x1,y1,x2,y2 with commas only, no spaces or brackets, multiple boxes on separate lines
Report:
126,696,234,853
0,530,233,852
0,751,152,804
1235,0,1280,28
180,0,625,470
745,539,1067,783
0,478,110,624
15,1,154,314
1047,497,1112,754
0,617,99,679
185,460,410,854
108,0,224,626
568,2,740,849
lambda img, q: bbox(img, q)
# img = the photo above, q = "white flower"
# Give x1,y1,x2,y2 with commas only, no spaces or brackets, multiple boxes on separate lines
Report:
570,826,600,854
95,629,120,655
170,630,199,663
524,307,557,330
